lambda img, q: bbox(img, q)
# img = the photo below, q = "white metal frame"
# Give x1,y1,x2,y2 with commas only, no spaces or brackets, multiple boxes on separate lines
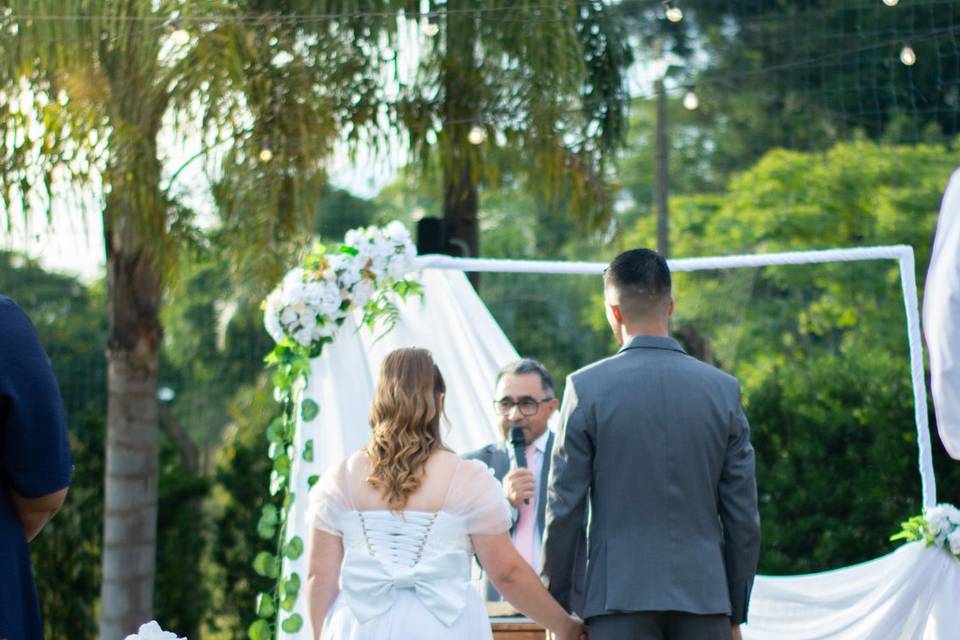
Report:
416,245,936,507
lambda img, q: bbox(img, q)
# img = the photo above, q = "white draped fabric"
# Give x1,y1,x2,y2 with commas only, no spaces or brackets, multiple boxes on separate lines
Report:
924,168,960,460
744,542,960,639
283,248,960,639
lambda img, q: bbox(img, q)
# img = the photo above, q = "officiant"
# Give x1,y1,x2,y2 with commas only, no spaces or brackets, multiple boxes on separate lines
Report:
465,359,586,613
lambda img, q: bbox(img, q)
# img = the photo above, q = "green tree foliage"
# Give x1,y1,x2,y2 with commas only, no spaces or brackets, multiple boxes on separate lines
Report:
0,253,214,638
204,385,277,639
621,140,960,572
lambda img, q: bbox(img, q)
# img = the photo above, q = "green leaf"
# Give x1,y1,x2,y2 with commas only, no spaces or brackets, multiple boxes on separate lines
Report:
248,619,271,640
281,614,304,633
302,439,314,462
268,441,283,460
273,453,291,476
307,474,320,488
253,551,279,578
266,417,289,444
301,398,319,422
256,506,278,539
256,519,276,540
256,592,275,619
283,536,304,560
339,244,359,256
269,470,286,496
279,572,301,609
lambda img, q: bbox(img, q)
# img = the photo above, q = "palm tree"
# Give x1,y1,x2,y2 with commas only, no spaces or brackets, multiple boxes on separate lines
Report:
0,2,379,637
312,0,633,260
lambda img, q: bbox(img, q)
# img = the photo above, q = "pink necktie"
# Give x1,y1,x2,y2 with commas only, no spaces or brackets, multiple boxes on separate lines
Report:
514,444,537,566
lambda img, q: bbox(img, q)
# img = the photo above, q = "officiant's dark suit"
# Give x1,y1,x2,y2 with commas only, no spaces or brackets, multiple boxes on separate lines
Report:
541,249,761,640
465,359,586,614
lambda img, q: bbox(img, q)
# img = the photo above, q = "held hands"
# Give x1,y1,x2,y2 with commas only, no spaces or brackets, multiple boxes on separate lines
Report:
503,468,536,508
548,614,587,640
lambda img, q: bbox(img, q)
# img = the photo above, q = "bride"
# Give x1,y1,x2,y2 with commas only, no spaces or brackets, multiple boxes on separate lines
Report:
306,348,585,640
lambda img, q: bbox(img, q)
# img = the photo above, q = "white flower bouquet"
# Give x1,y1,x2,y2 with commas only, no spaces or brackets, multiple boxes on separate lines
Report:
891,502,960,558
263,221,418,351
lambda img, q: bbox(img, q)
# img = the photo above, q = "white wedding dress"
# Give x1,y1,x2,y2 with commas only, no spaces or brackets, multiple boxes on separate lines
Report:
307,454,512,640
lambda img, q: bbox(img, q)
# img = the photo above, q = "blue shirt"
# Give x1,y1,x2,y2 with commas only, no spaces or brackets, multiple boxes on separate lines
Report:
0,296,72,640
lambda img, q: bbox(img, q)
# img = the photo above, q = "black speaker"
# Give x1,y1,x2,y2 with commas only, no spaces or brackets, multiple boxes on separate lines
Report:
416,217,448,255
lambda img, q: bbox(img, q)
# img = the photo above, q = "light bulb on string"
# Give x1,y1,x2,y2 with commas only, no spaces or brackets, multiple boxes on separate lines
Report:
422,12,440,37
882,0,899,6
259,148,274,162
682,90,699,110
467,126,486,145
166,17,190,46
900,45,916,66
663,2,683,22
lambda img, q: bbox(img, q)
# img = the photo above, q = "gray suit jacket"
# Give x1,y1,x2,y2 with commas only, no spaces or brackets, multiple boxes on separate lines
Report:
465,433,586,613
541,336,761,624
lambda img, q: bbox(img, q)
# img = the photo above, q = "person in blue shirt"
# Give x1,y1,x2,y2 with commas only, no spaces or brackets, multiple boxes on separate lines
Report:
0,296,72,640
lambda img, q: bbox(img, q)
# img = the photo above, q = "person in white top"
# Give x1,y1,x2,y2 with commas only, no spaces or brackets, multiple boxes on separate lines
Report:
306,348,585,640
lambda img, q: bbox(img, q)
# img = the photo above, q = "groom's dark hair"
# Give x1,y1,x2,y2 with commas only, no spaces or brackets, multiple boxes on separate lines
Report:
604,249,671,320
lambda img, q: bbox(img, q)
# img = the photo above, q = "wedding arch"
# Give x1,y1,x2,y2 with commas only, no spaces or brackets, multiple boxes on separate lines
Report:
257,225,958,640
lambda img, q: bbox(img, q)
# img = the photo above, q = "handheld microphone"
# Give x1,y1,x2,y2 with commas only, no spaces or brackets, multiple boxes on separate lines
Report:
510,427,527,468
509,427,530,505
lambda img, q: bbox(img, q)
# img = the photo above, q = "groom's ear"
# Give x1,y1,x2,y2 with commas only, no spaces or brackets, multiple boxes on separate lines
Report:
609,303,624,324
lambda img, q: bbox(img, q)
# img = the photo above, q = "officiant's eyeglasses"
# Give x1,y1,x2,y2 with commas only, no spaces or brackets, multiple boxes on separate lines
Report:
493,397,554,416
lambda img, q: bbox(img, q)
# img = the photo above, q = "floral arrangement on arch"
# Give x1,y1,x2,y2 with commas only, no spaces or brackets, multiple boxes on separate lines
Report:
892,503,960,559
263,221,420,352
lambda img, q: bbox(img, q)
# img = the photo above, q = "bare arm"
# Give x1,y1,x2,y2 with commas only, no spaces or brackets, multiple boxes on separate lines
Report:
11,487,68,542
472,532,582,640
306,527,344,639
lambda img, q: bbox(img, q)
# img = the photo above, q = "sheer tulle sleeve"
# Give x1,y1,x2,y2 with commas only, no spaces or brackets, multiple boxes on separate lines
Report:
305,459,350,536
446,459,512,535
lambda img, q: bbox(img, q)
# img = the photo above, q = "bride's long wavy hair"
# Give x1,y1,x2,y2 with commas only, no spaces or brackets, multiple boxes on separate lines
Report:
365,348,446,510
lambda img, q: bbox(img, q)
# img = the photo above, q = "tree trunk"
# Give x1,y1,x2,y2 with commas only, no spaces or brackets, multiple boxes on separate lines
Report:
443,3,480,287
99,156,165,639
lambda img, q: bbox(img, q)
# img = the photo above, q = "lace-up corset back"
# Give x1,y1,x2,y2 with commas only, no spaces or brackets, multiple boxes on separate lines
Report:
341,458,464,568
357,511,439,568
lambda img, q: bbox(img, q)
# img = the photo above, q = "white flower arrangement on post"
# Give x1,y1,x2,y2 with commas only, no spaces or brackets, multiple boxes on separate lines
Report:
891,503,960,559
251,222,421,640
263,221,419,349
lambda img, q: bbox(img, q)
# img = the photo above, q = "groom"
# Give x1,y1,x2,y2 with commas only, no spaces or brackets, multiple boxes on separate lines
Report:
541,249,761,640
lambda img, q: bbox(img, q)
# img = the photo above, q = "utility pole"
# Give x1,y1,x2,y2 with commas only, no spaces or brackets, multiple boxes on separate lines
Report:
654,39,670,258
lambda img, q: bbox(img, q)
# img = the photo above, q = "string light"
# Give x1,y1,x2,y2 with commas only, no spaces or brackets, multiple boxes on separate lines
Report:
467,126,485,145
421,13,439,37
258,148,274,162
900,44,916,66
682,89,699,110
166,17,190,46
663,2,683,23
882,0,899,6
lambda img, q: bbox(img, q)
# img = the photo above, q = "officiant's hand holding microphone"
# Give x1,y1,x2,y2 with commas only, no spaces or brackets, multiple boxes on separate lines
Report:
504,425,537,508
